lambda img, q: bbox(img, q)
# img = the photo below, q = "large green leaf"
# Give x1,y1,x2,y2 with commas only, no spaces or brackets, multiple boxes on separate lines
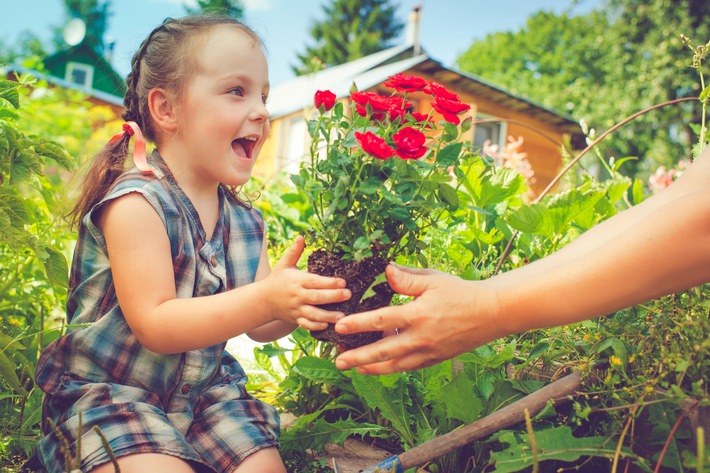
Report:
349,372,414,445
491,425,642,472
439,374,484,424
0,350,28,396
0,80,20,109
292,356,347,385
280,415,386,455
40,244,69,287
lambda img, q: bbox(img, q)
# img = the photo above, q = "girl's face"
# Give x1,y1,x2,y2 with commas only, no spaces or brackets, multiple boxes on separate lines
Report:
175,25,270,189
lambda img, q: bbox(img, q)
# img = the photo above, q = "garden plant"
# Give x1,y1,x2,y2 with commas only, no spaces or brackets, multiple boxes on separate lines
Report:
1,36,709,473
293,76,474,349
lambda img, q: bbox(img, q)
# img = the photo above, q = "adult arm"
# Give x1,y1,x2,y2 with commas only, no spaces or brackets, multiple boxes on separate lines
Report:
335,146,710,374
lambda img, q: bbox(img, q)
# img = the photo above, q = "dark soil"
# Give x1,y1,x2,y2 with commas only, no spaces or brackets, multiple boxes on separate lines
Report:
308,249,394,350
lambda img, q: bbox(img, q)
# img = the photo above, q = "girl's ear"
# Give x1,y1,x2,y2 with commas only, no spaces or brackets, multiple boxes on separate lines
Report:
148,88,178,133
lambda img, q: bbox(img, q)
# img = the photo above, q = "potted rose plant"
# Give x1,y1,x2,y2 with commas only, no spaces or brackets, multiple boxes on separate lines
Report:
291,74,473,348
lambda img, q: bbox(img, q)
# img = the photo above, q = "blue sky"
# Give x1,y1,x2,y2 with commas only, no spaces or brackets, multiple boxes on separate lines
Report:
2,0,601,86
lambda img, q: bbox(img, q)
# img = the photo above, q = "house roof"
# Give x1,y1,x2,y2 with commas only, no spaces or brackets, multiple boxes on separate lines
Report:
43,40,126,99
267,44,582,137
3,65,124,107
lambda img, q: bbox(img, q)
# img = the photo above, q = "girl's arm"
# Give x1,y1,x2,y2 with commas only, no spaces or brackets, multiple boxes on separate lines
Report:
98,199,349,354
335,146,710,374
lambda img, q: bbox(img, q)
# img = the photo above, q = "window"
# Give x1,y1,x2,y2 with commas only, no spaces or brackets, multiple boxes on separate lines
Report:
472,114,506,150
279,115,307,174
65,62,94,89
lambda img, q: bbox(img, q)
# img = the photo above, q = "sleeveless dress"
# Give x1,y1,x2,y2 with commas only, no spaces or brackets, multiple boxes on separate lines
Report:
35,151,279,473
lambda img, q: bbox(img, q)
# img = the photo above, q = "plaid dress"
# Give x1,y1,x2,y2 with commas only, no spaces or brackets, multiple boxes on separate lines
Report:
35,151,279,473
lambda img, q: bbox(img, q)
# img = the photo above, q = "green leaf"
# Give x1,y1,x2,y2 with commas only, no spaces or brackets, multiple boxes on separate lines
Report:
700,84,710,103
440,374,484,424
0,350,27,396
292,356,347,384
611,156,638,173
39,244,69,287
0,80,21,109
437,182,459,209
350,372,414,445
507,204,553,236
592,336,628,366
491,425,634,472
631,178,645,205
280,415,386,455
437,142,463,166
0,193,29,226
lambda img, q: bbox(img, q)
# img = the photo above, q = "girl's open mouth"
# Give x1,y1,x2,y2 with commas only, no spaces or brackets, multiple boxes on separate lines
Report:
232,136,258,159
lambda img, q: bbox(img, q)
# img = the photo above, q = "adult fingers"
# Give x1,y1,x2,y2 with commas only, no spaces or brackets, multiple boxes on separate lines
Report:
334,331,431,372
385,264,440,297
334,304,409,335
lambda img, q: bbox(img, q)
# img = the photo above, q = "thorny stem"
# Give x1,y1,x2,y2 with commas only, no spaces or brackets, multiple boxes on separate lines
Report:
493,96,698,276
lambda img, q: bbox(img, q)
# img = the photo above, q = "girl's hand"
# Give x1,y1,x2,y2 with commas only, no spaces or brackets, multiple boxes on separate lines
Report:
263,236,351,330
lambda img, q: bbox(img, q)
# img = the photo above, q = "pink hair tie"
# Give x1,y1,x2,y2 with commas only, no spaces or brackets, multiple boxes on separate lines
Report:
107,121,152,173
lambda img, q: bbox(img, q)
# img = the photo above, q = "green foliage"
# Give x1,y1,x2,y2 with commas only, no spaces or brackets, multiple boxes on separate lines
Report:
58,0,112,53
0,71,116,469
293,82,475,262
184,0,245,18
293,0,404,75
456,0,710,181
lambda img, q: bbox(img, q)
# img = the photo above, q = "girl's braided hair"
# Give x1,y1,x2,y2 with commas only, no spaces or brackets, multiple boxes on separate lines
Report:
68,14,264,227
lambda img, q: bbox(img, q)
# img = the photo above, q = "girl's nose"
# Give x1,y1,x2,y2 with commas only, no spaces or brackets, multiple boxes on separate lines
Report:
251,99,269,122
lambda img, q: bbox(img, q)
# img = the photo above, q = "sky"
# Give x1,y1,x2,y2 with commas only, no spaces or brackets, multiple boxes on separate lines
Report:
1,0,602,87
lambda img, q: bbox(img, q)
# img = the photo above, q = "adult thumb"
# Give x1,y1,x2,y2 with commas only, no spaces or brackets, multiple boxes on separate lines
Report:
385,264,438,297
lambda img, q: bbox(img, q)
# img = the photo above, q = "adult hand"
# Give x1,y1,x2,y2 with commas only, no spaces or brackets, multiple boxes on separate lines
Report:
334,264,503,374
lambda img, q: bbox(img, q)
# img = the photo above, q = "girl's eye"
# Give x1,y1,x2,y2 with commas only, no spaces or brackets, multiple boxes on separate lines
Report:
229,87,245,97
262,94,269,105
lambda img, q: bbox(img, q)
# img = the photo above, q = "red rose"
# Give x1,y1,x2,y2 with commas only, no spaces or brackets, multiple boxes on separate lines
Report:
355,131,395,160
392,126,427,160
386,96,413,122
314,90,336,111
351,91,391,120
383,73,428,93
425,81,461,101
431,97,471,125
410,111,434,125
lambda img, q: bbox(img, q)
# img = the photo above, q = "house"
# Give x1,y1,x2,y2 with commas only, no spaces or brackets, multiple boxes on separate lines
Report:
258,43,584,196
4,37,124,116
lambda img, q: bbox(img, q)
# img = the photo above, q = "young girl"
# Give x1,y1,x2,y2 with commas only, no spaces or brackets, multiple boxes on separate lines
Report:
34,15,350,473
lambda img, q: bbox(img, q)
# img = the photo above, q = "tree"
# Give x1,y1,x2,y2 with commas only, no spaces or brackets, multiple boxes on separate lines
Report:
456,0,710,180
0,31,48,65
184,0,245,19
293,0,404,75
58,0,112,53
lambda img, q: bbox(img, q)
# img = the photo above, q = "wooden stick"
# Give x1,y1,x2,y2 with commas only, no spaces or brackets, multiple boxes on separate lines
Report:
398,371,582,469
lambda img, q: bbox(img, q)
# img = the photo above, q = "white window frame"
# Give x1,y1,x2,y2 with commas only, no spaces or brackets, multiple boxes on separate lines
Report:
472,112,507,151
65,62,94,89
